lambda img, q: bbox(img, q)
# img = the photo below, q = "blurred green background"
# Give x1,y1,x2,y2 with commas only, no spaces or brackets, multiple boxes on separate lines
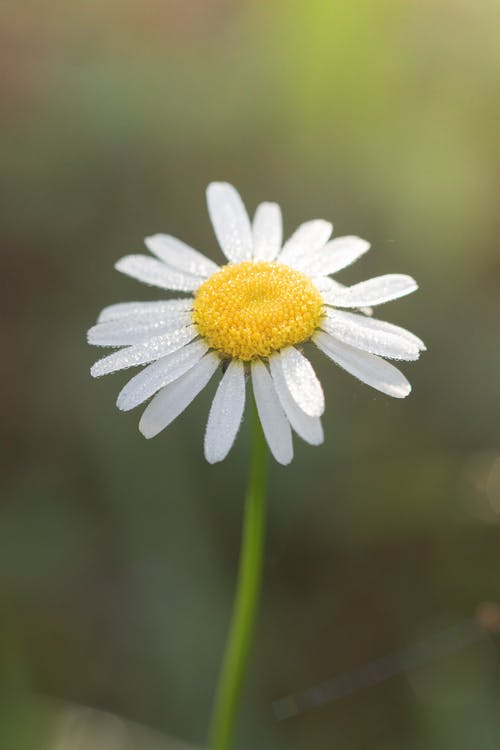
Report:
1,1,499,748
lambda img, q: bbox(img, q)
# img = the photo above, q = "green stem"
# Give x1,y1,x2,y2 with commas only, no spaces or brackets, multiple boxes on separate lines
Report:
208,401,268,750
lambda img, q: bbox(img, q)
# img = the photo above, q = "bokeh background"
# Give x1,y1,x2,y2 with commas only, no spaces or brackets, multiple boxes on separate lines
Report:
1,1,499,748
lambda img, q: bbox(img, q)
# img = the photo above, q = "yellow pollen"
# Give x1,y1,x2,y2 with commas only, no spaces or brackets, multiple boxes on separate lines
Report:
192,261,324,361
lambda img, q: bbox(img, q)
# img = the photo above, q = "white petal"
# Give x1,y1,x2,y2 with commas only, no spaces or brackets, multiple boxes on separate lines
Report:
251,359,293,465
321,310,422,360
144,234,219,278
314,330,411,398
88,310,193,347
252,202,282,261
278,220,332,264
292,236,370,276
139,353,220,439
269,355,323,446
206,182,253,263
90,325,197,377
115,255,204,292
116,339,209,411
279,347,325,417
98,299,193,323
322,274,418,307
204,360,246,463
314,277,373,316
324,309,425,350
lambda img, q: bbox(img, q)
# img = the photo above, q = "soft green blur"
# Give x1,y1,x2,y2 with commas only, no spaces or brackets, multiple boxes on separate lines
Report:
1,1,499,748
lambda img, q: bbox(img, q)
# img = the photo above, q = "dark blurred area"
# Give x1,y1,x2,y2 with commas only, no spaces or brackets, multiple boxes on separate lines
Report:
1,2,499,748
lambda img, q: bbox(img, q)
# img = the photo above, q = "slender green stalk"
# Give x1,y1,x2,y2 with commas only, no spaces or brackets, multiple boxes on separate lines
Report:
208,401,268,750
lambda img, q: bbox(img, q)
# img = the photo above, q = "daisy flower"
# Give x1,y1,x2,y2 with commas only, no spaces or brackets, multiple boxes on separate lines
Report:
88,182,424,465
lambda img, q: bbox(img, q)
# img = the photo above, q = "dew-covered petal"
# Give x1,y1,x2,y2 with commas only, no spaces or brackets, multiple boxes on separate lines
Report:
87,310,193,347
314,330,411,398
314,275,344,294
206,182,253,263
115,255,204,292
116,339,209,411
293,236,370,276
90,325,198,377
144,234,219,278
278,220,333,264
97,299,193,323
279,347,325,417
204,360,246,463
322,274,418,307
252,202,282,261
324,309,425,350
314,277,373,316
139,353,220,439
321,310,422,360
251,359,293,465
269,355,324,446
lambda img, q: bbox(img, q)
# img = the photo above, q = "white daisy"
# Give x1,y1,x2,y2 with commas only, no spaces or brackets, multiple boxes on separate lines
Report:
88,182,425,465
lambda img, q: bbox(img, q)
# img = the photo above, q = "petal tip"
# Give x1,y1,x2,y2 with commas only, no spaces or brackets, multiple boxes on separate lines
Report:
138,419,156,439
303,403,325,418
144,234,161,251
116,395,129,412
206,180,232,195
403,276,419,293
90,362,103,378
114,256,130,274
394,383,412,398
205,452,222,465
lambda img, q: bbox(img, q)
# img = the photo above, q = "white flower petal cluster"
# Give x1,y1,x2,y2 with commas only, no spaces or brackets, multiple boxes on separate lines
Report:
88,183,424,464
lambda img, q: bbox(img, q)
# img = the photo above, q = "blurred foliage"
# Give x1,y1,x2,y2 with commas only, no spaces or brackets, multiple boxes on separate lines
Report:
1,1,499,748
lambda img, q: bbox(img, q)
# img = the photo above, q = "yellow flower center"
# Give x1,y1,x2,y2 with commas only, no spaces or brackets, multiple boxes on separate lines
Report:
192,261,324,361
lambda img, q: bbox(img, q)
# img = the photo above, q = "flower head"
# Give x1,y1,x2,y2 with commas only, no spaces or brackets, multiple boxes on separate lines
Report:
88,182,424,464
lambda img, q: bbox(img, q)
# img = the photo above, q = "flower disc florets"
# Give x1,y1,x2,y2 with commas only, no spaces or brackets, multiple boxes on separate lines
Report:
192,261,324,360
